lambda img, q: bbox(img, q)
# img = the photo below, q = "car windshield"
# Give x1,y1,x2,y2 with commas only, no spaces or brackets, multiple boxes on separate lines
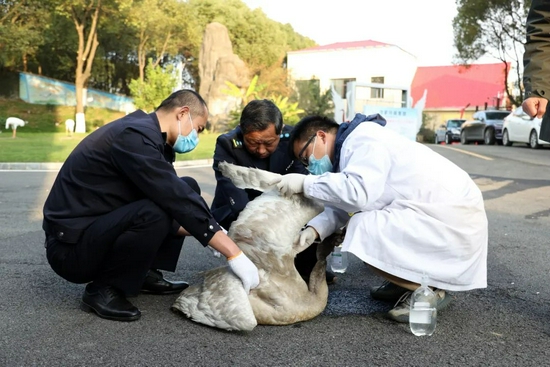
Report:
448,120,465,128
486,111,510,120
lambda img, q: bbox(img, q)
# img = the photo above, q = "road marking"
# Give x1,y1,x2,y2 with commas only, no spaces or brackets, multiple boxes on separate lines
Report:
438,145,494,161
473,177,512,192
484,185,550,219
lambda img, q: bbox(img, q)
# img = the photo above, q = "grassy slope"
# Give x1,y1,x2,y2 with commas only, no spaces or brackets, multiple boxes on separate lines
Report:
0,98,218,162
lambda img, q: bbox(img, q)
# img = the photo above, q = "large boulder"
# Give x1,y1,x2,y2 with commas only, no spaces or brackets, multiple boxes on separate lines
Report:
199,22,250,131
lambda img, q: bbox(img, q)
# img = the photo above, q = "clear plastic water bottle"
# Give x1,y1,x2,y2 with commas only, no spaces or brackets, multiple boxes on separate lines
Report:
330,245,348,273
409,275,437,336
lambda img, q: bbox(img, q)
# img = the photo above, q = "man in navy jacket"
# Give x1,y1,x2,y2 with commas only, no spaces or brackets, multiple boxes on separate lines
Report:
43,90,259,321
211,99,334,283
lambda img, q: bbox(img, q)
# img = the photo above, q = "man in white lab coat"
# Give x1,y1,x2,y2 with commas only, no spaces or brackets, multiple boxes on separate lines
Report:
273,113,488,323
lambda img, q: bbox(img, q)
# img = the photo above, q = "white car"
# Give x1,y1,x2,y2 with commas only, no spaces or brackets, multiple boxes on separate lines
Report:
502,106,550,149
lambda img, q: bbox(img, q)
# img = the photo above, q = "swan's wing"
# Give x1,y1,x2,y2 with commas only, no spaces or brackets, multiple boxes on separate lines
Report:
219,162,281,192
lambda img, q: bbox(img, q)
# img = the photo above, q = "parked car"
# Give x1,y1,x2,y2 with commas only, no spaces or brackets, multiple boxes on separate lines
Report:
460,110,511,145
434,119,466,144
502,106,550,149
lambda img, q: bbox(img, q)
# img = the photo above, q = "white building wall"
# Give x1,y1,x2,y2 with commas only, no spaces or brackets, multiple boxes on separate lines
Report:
287,45,418,110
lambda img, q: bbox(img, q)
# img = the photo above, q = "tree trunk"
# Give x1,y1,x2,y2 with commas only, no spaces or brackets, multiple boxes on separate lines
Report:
75,71,84,115
72,1,101,130
152,32,172,68
138,31,148,82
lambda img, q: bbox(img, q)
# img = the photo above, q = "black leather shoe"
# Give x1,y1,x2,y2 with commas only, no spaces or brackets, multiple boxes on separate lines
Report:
81,283,141,321
370,280,409,303
141,269,189,295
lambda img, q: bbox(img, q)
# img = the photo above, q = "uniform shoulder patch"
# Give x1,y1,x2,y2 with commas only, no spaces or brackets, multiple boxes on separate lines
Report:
279,132,290,139
232,139,243,148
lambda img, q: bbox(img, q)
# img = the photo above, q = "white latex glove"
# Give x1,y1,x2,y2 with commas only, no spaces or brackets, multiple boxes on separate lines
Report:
297,226,318,248
227,251,260,294
276,173,306,197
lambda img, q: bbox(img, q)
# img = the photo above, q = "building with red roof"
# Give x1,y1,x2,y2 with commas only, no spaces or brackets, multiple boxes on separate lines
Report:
411,63,509,128
296,40,394,53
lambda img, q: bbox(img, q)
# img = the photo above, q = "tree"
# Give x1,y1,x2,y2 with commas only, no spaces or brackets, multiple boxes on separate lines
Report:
35,13,78,81
269,95,304,126
92,15,139,94
254,57,294,98
222,75,305,129
0,0,51,71
222,75,262,104
417,112,436,143
295,79,334,117
187,0,315,77
129,59,177,112
53,0,130,130
126,0,187,82
221,75,262,130
453,0,531,107
0,0,316,107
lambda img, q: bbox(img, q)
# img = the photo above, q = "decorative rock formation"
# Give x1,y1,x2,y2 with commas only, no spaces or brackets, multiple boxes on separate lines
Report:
199,22,250,132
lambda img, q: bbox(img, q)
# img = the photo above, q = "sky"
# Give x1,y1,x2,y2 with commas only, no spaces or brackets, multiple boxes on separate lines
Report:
241,0,498,66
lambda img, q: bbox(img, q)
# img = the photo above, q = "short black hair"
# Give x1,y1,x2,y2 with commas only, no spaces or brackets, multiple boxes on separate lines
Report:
239,99,283,135
288,115,339,158
156,89,208,118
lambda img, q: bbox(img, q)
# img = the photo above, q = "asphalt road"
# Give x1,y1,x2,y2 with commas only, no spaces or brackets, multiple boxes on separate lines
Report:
1,142,550,367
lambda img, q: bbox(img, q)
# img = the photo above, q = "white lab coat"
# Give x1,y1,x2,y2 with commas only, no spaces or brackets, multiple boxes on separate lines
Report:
304,122,487,291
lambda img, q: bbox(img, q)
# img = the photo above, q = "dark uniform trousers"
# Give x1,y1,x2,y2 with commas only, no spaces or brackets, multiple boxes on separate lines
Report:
45,177,199,296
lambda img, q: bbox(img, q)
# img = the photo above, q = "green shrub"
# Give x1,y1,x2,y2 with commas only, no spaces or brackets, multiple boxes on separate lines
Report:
129,60,177,112
417,112,436,143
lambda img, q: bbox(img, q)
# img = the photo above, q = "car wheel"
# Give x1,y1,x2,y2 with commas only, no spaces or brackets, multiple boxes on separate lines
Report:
484,128,496,145
529,130,541,149
502,130,513,146
445,134,451,145
460,131,469,145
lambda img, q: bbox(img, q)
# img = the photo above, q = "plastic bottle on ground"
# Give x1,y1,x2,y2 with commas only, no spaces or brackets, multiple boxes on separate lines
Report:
330,245,348,273
409,275,437,336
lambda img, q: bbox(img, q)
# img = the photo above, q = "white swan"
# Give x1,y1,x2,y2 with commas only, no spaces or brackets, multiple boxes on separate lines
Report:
172,162,342,331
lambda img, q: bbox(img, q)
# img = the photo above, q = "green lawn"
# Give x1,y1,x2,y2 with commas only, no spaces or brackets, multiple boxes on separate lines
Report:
0,131,219,162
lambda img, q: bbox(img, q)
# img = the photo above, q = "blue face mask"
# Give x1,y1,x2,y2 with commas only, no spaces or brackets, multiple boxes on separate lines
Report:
173,112,199,154
307,137,333,175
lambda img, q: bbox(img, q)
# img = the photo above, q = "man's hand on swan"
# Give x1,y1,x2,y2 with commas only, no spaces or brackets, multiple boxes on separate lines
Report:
227,251,260,294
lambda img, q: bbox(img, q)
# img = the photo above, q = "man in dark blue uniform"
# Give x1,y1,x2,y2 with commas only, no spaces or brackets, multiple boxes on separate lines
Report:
43,90,260,322
211,99,335,283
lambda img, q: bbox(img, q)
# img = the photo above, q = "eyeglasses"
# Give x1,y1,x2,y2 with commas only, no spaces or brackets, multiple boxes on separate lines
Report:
297,134,316,167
